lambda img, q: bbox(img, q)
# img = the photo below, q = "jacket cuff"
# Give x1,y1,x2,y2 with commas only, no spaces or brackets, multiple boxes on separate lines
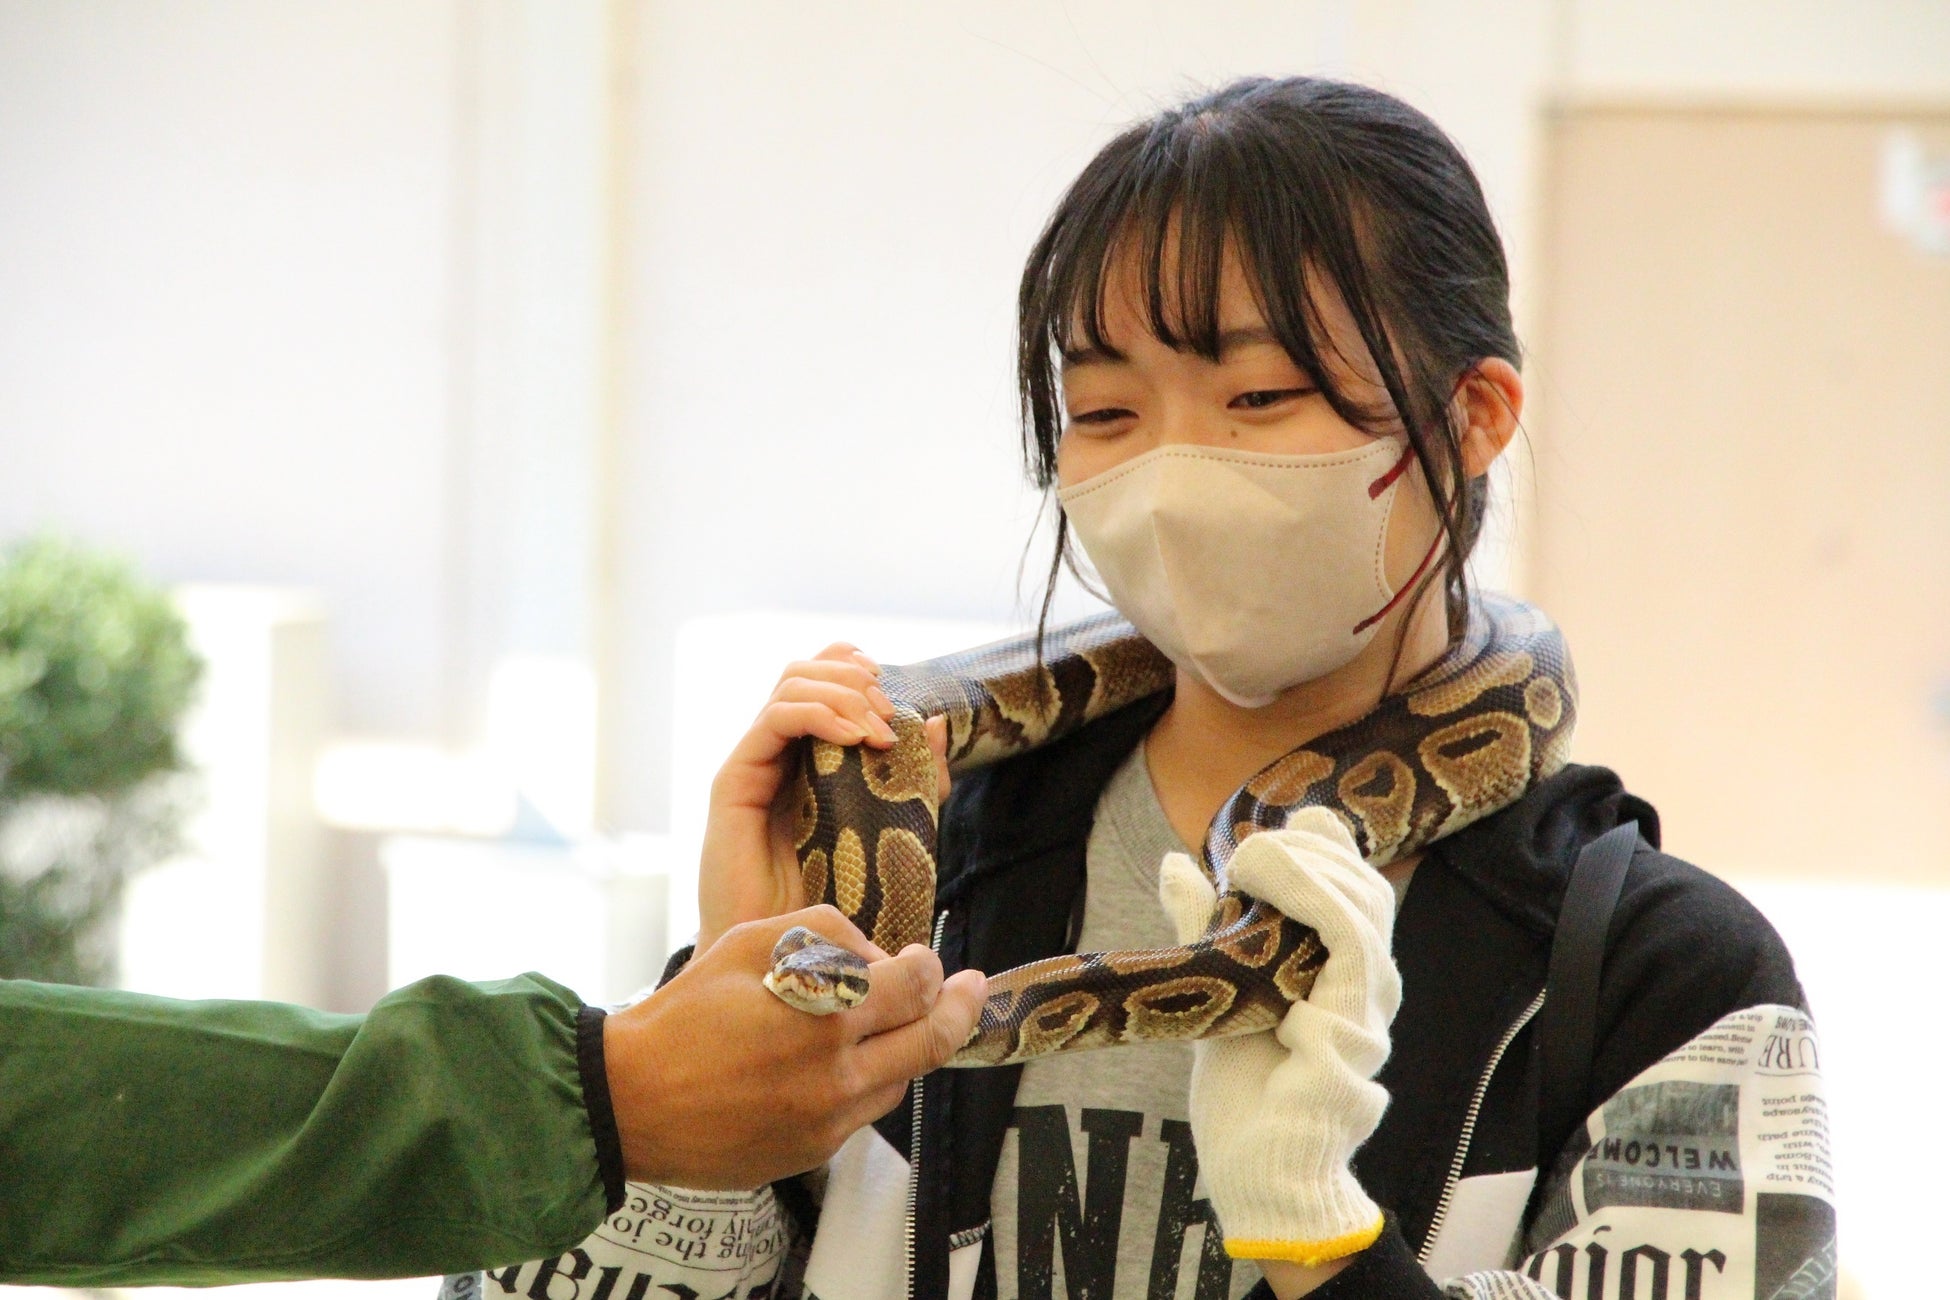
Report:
575,1004,627,1215
1242,1213,1443,1300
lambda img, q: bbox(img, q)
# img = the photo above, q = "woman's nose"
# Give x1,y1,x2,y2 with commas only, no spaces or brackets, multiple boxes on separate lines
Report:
1152,400,1227,449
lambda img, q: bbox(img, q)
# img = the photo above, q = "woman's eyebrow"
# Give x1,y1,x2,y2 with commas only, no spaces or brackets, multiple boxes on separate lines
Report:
1215,325,1282,356
1063,327,1280,369
1060,343,1122,368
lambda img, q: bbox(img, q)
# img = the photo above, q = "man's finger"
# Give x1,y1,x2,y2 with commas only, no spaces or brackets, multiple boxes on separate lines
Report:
849,967,987,1088
764,904,891,965
843,943,943,1037
836,1078,914,1138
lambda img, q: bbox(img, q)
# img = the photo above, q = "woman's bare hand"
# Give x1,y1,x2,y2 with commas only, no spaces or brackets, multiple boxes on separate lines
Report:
696,645,951,954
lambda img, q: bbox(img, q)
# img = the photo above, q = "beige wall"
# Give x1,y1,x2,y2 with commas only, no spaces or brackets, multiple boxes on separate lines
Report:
0,1,467,735
1530,105,1950,885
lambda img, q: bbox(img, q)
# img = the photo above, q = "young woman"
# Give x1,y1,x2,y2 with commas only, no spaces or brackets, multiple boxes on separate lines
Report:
483,77,1832,1300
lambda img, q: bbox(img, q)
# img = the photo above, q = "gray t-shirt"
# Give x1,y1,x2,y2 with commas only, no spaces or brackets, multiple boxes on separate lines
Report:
987,745,1262,1300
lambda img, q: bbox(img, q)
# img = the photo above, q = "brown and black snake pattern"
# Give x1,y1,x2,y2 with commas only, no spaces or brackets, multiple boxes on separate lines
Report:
788,593,1575,1068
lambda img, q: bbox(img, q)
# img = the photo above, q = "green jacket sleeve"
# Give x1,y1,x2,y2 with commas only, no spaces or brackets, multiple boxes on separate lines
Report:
0,973,624,1285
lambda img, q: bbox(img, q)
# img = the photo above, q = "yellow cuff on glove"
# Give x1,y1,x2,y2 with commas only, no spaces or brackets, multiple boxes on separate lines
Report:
1225,1211,1386,1266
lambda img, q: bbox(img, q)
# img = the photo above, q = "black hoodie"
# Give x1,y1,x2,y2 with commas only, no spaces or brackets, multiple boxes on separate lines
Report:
873,697,1811,1299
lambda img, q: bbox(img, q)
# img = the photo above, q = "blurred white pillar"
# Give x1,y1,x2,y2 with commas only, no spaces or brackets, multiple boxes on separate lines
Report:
446,0,623,835
120,585,330,1004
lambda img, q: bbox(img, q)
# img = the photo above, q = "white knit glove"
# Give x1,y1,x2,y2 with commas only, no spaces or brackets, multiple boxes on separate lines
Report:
1159,807,1402,1266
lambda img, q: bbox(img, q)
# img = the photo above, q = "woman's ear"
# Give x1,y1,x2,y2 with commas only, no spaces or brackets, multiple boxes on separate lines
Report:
1452,358,1523,478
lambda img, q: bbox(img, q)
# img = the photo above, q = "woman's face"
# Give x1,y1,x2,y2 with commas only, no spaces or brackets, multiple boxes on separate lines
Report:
1056,251,1442,602
1056,253,1388,485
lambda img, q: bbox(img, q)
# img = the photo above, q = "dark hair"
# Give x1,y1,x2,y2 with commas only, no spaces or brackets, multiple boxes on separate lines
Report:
1018,76,1519,651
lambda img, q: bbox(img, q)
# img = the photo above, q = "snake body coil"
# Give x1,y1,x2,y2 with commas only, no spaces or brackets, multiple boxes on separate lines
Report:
782,594,1575,1067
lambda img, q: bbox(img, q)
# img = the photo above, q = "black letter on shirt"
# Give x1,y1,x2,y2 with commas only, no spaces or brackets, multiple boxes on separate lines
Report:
1525,1243,1577,1296
1148,1118,1233,1300
1011,1105,1143,1300
1680,1248,1727,1300
1619,1244,1669,1298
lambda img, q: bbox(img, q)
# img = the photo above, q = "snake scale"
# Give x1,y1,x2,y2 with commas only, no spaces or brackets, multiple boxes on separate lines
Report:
777,593,1575,1068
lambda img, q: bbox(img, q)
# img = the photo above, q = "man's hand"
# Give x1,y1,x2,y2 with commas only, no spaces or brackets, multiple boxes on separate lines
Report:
603,905,985,1189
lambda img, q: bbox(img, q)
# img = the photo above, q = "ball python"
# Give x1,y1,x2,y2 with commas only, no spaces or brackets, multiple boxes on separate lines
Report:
772,592,1575,1067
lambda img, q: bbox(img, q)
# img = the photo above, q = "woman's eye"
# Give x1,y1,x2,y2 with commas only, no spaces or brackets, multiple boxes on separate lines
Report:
1230,388,1313,411
1067,407,1134,428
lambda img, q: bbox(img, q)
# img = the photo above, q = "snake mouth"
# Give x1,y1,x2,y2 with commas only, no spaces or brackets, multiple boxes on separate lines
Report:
764,925,872,1015
763,967,869,1015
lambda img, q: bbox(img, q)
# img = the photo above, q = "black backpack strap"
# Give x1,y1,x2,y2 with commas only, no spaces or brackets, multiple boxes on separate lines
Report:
1535,821,1640,1154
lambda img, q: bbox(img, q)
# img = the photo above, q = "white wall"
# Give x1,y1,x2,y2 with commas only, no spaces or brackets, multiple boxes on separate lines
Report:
0,0,466,736
1566,0,1950,99
0,0,618,1008
602,0,1561,831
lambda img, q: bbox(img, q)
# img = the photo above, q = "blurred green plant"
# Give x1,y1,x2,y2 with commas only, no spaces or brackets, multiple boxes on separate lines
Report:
0,536,204,984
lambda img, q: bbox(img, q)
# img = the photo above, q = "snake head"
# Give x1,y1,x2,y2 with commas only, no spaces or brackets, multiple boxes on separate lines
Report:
762,924,871,1015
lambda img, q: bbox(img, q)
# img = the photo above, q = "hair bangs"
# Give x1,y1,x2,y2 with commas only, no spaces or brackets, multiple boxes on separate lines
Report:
1022,112,1380,490
1030,128,1245,369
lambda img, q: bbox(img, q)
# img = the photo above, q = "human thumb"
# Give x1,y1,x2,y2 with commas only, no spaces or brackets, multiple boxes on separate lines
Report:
1159,851,1220,945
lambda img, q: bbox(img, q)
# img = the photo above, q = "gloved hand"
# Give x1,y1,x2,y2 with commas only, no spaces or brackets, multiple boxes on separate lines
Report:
1158,807,1402,1267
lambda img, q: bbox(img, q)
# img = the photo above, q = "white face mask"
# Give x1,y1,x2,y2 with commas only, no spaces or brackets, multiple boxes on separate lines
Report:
1057,439,1437,708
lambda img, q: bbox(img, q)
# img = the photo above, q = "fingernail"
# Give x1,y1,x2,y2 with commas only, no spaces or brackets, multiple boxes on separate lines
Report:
838,721,869,743
852,650,882,675
869,714,898,743
867,684,895,716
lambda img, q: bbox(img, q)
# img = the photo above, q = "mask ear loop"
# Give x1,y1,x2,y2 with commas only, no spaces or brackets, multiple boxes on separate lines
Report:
1365,440,1417,499
1351,441,1443,636
1352,531,1442,635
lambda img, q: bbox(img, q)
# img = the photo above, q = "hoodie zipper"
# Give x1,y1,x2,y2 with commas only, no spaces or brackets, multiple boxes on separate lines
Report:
906,907,950,1300
1418,986,1548,1267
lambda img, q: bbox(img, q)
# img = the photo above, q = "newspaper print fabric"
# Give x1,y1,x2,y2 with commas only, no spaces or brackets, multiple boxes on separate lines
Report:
1440,1004,1835,1300
440,1183,792,1300
440,1004,1833,1300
